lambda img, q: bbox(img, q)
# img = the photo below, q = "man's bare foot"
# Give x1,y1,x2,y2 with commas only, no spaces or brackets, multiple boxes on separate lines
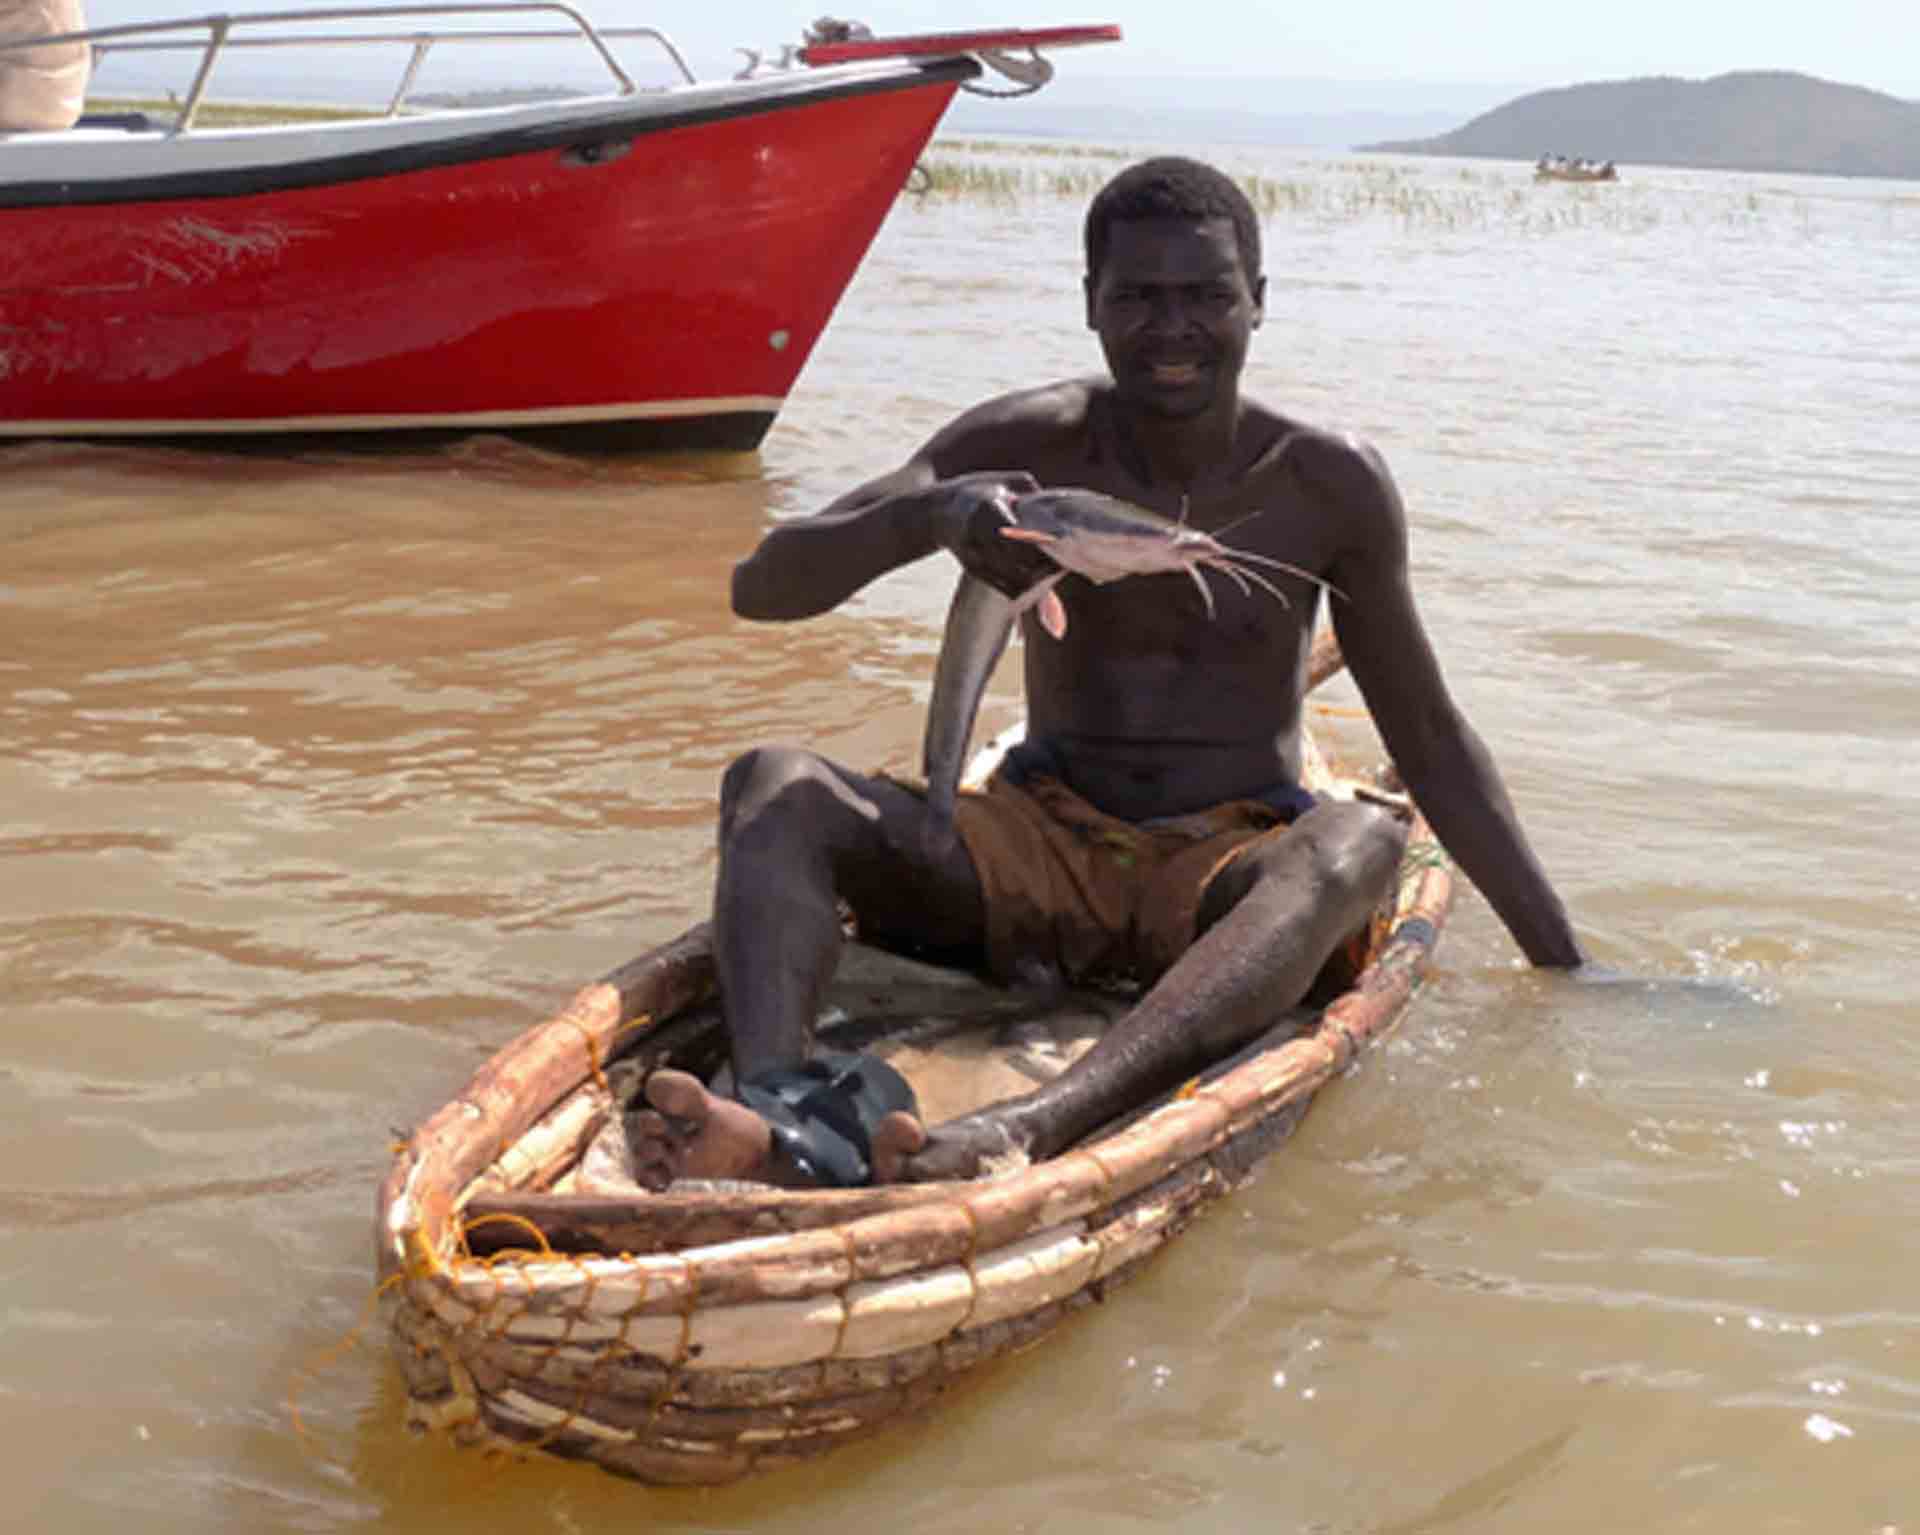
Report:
889,1108,1028,1183
629,1069,775,1191
869,1111,928,1183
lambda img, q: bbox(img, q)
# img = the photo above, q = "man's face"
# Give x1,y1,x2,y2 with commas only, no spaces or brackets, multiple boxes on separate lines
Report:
1085,216,1266,421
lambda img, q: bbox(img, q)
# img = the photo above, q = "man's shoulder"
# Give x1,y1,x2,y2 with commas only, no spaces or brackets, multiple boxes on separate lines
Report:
1230,406,1404,557
924,377,1102,472
1252,413,1394,501
1234,402,1377,474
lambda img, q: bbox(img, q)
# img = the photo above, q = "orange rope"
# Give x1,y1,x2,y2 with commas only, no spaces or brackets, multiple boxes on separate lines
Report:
457,1208,559,1262
286,1269,410,1464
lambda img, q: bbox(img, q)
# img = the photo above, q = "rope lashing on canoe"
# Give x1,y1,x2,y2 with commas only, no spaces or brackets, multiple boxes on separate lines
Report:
286,1267,413,1464
453,1210,557,1264
557,1007,654,1097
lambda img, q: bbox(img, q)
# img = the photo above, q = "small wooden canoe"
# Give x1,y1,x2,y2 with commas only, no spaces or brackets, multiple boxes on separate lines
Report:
1534,159,1619,182
375,685,1453,1485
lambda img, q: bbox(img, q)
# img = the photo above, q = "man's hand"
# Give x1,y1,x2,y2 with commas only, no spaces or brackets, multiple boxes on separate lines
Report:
928,471,1054,598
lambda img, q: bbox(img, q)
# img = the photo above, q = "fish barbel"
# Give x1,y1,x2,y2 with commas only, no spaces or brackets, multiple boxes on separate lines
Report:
921,488,1336,849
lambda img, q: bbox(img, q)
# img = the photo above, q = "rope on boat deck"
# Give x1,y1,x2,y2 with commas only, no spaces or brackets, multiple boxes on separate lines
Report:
963,46,1052,96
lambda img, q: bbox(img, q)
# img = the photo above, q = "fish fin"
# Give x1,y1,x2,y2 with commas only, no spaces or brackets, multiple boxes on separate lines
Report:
1008,572,1064,620
1040,588,1069,639
998,527,1058,545
1006,572,1069,641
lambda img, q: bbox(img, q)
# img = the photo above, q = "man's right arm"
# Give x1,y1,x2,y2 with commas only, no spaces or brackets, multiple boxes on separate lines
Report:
730,460,1012,619
731,388,1082,621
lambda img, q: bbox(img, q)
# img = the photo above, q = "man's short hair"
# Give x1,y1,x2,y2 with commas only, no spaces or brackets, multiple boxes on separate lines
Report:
1084,157,1261,283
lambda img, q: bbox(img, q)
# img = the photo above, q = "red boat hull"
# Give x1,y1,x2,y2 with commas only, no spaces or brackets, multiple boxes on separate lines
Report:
0,65,967,450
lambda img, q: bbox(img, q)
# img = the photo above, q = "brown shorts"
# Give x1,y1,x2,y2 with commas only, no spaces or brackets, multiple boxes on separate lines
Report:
950,772,1301,987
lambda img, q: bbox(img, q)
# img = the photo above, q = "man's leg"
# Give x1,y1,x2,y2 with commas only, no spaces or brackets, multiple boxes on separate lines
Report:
629,745,985,1188
896,800,1408,1180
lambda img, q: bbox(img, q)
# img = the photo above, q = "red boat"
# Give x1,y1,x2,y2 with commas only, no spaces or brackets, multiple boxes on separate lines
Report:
0,7,1118,451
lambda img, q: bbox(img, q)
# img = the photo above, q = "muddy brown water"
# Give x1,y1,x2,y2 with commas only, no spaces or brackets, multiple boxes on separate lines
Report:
4,148,1917,1532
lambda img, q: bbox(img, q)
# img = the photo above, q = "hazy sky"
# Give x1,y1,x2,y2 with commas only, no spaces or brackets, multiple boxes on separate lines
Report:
79,0,1920,101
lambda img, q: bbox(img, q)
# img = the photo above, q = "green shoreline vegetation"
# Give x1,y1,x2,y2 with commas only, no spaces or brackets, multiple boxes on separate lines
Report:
917,144,1651,232
918,137,1915,234
87,94,378,127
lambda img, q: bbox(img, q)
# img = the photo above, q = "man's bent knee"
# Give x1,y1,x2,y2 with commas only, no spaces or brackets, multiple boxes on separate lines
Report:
1201,801,1405,932
721,745,820,817
1293,801,1408,902
719,746,856,844
1318,800,1409,881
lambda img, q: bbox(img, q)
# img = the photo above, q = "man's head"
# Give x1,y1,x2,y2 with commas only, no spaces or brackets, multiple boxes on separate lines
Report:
1083,157,1261,287
1083,158,1266,423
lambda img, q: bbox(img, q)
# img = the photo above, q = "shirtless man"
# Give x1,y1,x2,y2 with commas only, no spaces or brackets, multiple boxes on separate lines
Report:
633,156,1584,1190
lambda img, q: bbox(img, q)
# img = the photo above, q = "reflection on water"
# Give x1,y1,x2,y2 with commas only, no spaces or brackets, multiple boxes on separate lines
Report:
3,150,1918,1533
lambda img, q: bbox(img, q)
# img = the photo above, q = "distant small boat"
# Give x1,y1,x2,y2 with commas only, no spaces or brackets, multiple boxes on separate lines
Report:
1535,155,1618,183
0,7,1119,452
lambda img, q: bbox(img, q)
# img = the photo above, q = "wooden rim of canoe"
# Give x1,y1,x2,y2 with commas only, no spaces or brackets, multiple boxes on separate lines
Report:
373,631,1455,1482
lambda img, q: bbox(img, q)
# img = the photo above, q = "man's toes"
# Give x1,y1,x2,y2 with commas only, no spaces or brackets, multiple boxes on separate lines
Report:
643,1068,710,1123
631,1150,673,1192
869,1111,928,1183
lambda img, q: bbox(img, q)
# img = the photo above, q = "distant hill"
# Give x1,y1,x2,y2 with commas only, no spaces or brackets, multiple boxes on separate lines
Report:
1363,71,1920,179
941,74,1521,151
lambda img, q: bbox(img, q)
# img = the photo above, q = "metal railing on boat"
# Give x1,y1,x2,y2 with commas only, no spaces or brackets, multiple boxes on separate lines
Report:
2,10,1122,137
1,2,699,132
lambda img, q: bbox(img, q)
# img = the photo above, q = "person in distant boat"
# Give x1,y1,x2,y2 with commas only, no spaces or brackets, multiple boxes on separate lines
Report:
631,156,1585,1190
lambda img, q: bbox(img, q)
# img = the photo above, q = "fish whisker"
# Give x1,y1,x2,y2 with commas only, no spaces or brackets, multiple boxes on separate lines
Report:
1211,559,1257,599
1209,544,1346,604
1185,562,1218,619
1203,555,1294,608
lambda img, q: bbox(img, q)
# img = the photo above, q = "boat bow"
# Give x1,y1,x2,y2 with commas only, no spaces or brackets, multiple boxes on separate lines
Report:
0,8,1119,449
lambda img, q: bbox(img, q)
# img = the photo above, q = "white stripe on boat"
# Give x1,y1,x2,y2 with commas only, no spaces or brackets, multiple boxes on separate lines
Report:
0,395,785,436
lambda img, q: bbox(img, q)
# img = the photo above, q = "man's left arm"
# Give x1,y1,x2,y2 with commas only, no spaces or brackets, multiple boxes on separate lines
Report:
1320,439,1585,968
